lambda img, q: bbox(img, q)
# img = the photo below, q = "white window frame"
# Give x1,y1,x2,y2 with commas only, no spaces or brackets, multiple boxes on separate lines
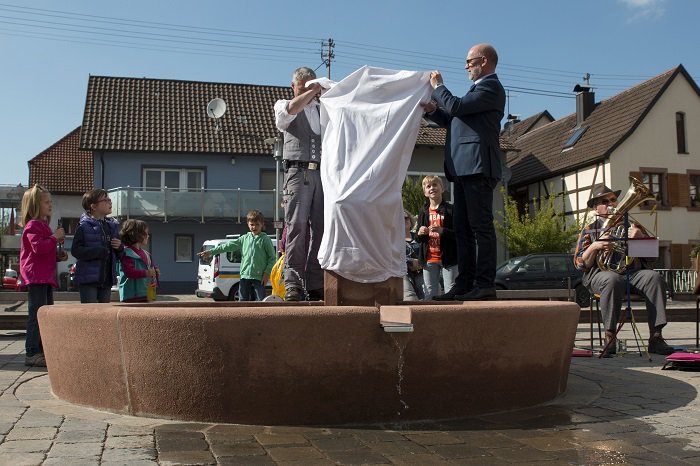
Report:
143,168,204,192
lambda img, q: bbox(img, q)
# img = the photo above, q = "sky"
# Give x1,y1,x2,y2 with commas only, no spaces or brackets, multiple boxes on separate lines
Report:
1,0,698,186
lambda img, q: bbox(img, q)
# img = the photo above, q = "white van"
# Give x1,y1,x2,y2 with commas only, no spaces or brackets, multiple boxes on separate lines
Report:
195,236,277,301
196,237,242,301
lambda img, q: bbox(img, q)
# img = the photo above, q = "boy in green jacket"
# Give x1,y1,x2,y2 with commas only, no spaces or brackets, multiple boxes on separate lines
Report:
198,210,276,301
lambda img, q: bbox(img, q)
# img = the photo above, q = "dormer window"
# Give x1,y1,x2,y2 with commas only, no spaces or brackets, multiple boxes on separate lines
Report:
562,126,588,152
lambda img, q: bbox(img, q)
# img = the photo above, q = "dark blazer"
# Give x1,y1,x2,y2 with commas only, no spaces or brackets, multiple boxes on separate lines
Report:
426,74,506,181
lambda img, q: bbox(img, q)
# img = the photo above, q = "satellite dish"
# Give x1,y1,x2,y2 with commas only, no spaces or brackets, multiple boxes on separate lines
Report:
207,98,227,119
206,98,227,132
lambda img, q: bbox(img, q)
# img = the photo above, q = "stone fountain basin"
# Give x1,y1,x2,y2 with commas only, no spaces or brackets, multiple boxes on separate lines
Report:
38,301,579,425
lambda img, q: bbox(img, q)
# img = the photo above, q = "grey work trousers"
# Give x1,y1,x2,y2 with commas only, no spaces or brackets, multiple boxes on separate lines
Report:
584,268,667,332
282,167,324,291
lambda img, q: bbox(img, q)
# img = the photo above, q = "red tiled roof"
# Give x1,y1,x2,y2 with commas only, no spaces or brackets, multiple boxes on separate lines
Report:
416,123,446,147
508,66,695,186
416,121,516,152
28,127,92,194
80,76,294,154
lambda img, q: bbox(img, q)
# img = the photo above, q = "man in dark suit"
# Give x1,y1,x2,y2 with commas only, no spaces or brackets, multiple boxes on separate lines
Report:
423,43,505,301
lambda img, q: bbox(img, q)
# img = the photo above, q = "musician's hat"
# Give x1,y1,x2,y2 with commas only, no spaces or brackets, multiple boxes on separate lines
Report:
587,183,622,208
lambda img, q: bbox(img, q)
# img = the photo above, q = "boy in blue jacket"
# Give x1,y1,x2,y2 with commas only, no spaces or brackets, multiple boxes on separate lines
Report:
198,210,276,301
71,189,122,303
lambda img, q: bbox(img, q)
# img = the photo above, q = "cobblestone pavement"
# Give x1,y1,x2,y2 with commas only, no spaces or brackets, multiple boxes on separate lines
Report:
3,305,700,464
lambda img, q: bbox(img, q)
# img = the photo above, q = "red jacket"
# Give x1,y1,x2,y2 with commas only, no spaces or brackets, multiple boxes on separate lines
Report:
20,219,59,288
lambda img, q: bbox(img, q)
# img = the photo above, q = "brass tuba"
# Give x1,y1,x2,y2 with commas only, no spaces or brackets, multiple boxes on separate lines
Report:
595,176,656,273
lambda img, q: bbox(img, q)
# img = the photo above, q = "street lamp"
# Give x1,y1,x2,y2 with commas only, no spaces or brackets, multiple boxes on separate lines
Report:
264,134,284,246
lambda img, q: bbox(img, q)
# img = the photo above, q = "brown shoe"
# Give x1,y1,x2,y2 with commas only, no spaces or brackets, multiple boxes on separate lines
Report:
25,353,46,367
601,331,617,358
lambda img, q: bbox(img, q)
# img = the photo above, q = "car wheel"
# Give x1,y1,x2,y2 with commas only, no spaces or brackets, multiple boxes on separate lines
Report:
227,283,240,301
575,284,591,308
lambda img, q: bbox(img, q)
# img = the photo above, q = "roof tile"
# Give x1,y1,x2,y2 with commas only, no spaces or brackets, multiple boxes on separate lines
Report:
28,127,92,194
80,76,293,154
508,66,686,186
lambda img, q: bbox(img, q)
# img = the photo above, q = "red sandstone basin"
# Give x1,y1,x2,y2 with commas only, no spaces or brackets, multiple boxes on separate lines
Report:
38,301,579,425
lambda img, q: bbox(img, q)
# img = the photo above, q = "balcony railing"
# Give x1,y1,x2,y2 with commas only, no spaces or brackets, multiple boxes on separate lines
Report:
107,187,277,223
656,269,697,296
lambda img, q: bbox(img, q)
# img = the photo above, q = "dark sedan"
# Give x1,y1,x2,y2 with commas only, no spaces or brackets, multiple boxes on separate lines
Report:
495,253,590,307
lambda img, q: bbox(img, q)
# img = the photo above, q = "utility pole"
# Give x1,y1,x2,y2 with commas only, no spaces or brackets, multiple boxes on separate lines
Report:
321,38,335,79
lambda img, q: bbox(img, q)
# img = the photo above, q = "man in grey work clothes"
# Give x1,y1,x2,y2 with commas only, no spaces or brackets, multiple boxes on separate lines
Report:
274,67,324,301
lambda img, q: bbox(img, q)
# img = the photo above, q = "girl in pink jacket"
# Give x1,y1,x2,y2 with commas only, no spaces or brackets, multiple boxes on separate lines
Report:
19,185,67,367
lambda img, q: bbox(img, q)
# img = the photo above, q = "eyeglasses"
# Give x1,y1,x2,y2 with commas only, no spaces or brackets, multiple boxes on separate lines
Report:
598,197,617,205
466,56,484,67
97,198,112,204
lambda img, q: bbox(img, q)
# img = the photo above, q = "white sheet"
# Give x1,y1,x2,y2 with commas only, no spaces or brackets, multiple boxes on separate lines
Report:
317,66,432,283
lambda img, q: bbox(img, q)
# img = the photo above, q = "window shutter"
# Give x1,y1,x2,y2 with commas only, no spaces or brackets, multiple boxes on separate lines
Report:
668,174,691,207
670,244,684,269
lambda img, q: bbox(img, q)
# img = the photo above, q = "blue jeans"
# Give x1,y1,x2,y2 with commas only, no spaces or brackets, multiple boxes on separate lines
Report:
26,284,53,357
239,278,265,301
79,284,112,303
422,262,457,300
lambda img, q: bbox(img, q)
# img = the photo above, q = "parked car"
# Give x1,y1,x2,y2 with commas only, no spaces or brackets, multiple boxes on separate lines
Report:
495,253,590,307
2,269,19,291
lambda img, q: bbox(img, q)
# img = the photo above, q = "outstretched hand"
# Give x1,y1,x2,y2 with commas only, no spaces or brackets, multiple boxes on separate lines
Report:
430,70,444,89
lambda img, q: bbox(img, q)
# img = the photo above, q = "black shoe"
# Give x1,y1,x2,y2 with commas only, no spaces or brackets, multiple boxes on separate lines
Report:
285,287,304,302
456,287,497,301
433,287,468,301
307,289,324,301
648,335,674,355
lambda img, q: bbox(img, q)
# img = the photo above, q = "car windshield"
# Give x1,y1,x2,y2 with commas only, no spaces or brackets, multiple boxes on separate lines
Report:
4,270,17,278
497,257,523,274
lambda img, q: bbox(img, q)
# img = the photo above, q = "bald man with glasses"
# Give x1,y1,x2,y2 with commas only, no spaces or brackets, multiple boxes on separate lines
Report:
423,43,505,301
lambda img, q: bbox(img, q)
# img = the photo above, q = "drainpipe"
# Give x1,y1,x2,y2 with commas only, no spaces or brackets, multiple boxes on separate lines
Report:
99,151,105,188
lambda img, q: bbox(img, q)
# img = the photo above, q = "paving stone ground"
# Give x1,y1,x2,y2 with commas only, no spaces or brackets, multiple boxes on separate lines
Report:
3,298,700,465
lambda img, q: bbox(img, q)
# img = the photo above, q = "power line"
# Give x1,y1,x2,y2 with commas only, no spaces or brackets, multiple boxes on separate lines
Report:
1,2,695,103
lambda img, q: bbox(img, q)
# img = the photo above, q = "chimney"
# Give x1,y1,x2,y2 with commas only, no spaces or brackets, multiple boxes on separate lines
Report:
573,84,595,127
503,113,521,134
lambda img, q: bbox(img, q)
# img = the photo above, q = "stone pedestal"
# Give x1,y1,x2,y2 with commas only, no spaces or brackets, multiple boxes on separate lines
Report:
323,270,402,306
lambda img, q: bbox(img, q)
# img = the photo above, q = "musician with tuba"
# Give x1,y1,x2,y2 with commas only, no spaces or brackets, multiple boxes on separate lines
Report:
574,182,673,356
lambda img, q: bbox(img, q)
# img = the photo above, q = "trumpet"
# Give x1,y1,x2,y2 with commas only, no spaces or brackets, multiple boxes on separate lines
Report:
595,177,655,274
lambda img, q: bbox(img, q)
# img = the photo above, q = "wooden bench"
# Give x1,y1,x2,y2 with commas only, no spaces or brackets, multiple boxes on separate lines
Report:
495,289,573,301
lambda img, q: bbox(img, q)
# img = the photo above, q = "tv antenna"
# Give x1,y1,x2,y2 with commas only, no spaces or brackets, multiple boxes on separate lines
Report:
206,98,227,132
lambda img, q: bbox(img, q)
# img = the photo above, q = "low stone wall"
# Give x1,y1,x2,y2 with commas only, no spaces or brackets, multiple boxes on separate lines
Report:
38,301,579,425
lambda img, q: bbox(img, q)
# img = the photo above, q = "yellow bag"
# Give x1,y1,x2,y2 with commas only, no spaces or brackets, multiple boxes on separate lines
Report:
147,281,157,302
270,253,285,299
